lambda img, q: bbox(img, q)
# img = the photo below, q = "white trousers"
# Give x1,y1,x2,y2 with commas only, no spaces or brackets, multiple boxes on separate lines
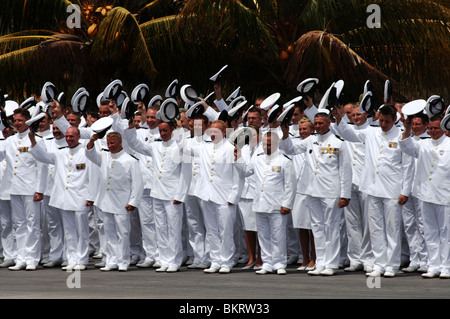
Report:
138,191,158,263
61,208,89,265
93,205,106,260
153,198,183,269
101,209,131,269
402,195,428,268
256,211,287,272
129,208,145,260
10,195,41,266
367,195,402,273
308,196,342,270
199,200,236,269
43,196,64,262
185,195,209,265
420,201,449,274
344,185,373,268
0,199,16,261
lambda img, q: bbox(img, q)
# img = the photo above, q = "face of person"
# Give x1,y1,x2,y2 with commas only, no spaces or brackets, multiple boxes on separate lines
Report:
107,136,122,154
13,113,28,133
52,125,64,140
291,107,303,125
344,104,353,120
299,123,314,140
158,122,174,142
378,113,395,132
262,135,278,155
65,127,80,148
98,105,111,118
146,108,159,130
247,111,261,126
133,115,142,129
351,108,368,126
411,117,428,136
180,112,189,130
428,120,444,140
66,114,80,127
193,119,207,136
38,114,51,132
314,116,330,135
209,122,225,144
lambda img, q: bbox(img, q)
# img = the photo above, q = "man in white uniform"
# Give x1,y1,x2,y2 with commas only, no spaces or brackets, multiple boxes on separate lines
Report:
29,126,90,270
333,104,414,277
86,131,143,272
280,112,352,276
237,132,296,275
399,115,450,278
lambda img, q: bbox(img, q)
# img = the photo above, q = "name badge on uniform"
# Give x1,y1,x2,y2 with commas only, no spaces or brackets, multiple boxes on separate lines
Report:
272,166,281,172
388,142,398,148
18,146,29,152
76,163,86,170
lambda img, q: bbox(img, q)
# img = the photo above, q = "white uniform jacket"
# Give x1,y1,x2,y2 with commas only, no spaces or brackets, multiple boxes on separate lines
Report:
279,130,352,199
335,120,414,199
238,150,296,213
0,129,43,196
86,147,143,214
124,128,183,202
30,141,90,212
399,134,450,205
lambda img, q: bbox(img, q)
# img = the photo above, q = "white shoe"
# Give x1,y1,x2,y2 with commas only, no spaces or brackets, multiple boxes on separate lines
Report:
136,260,155,268
439,272,449,279
320,268,336,276
61,264,76,271
94,261,106,268
344,264,363,272
219,266,231,274
363,265,373,273
204,267,219,274
167,267,179,273
296,266,307,271
307,268,323,276
422,272,439,278
417,266,428,273
185,256,194,265
25,264,37,271
277,268,287,275
401,266,418,273
242,262,256,270
100,265,118,271
0,259,16,268
155,266,168,272
152,260,161,268
366,270,382,277
9,264,26,271
129,256,140,265
92,253,103,259
383,271,395,277
74,264,86,271
255,269,273,275
118,267,128,272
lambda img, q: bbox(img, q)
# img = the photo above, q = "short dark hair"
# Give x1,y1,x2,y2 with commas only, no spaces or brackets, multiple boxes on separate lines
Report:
379,104,397,121
14,108,31,120
411,112,429,125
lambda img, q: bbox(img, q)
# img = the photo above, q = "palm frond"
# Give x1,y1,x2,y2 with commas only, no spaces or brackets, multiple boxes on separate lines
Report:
90,6,157,82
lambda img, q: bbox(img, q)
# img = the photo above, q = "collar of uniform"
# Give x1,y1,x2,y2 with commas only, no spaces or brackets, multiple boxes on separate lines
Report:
161,139,174,148
111,148,125,159
265,150,279,161
18,129,30,139
148,127,159,135
380,124,398,137
212,138,226,149
432,134,447,146
318,130,333,142
38,129,53,138
356,121,370,130
69,142,83,154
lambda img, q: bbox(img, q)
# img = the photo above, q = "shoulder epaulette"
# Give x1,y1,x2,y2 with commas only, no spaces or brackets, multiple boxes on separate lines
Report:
45,137,54,140
420,136,431,139
205,140,212,143
129,154,139,160
154,138,163,142
283,154,292,160
101,148,110,152
370,124,380,127
35,134,43,138
58,146,68,150
257,152,264,156
335,135,345,141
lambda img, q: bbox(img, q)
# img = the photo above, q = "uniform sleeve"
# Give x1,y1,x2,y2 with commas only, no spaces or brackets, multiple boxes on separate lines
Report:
399,136,420,158
335,120,366,143
127,159,144,208
29,139,56,165
338,141,353,199
279,135,307,156
54,116,93,139
214,98,228,112
281,159,297,209
123,127,153,157
85,145,102,167
401,150,415,197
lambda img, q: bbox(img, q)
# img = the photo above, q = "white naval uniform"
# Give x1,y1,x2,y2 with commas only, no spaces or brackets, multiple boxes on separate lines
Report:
0,129,43,267
36,132,66,264
400,132,429,270
399,134,450,275
341,121,374,270
0,132,16,263
178,134,211,267
238,150,296,272
180,137,241,270
124,127,184,270
335,120,414,274
280,130,352,271
30,141,91,266
86,146,143,270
